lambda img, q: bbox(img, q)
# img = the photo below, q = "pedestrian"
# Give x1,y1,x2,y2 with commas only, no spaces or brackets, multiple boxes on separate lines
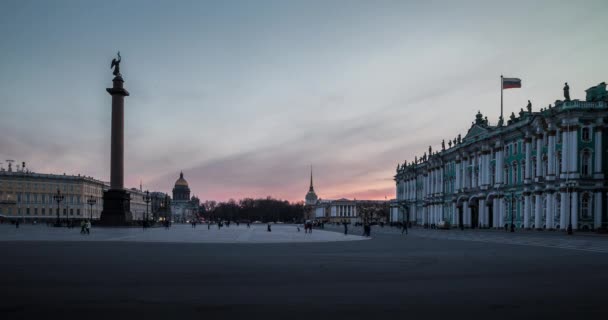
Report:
86,220,91,235
297,226,300,232
208,222,211,230
343,222,348,235
247,222,251,228
80,220,86,234
402,222,408,235
267,223,272,232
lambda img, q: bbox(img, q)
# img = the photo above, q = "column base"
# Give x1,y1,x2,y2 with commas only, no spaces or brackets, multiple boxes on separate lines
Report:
100,189,133,226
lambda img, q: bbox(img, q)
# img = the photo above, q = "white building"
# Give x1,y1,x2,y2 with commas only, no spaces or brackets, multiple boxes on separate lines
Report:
393,82,608,231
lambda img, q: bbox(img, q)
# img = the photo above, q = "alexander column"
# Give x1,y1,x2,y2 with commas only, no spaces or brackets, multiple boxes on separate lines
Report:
100,52,133,225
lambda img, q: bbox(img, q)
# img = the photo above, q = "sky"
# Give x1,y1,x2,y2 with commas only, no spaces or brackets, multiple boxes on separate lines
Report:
0,0,607,202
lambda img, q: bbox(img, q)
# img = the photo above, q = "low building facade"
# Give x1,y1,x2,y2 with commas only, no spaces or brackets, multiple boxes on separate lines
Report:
0,170,105,223
393,82,608,231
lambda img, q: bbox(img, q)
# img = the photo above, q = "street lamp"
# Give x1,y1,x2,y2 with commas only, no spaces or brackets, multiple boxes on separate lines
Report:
87,195,96,222
52,189,64,227
566,181,575,235
510,192,515,233
144,190,151,228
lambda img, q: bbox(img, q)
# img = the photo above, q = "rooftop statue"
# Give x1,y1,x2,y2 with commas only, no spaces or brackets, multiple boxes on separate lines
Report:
441,140,445,151
448,140,452,148
428,145,432,155
457,134,462,144
414,156,418,164
564,82,570,101
111,51,122,77
526,100,532,113
519,108,525,118
498,115,504,127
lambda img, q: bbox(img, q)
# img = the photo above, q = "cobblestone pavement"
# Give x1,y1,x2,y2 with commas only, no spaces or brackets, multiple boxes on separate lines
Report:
0,223,367,244
323,224,608,253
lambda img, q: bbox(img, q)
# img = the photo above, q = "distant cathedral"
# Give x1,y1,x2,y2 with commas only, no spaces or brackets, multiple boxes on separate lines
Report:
171,171,192,222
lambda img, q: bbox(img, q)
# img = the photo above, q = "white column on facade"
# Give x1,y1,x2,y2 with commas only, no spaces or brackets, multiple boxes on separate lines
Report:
463,201,469,227
525,137,532,182
594,192,602,230
479,199,486,227
536,135,543,178
560,191,568,230
545,192,555,229
422,206,427,225
499,197,505,228
561,127,569,177
594,124,603,174
534,193,542,229
571,129,579,175
547,131,556,178
495,149,503,185
524,193,531,229
455,161,461,191
492,198,498,228
571,191,578,230
485,151,491,186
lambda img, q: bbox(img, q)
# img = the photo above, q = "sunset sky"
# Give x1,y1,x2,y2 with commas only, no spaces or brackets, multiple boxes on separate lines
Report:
1,0,607,202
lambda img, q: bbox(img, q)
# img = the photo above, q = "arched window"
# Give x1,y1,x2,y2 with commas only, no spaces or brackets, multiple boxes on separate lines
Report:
581,193,591,218
505,166,510,185
581,149,592,176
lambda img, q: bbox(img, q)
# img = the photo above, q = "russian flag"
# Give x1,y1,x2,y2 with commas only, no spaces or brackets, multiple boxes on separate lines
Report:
502,77,522,89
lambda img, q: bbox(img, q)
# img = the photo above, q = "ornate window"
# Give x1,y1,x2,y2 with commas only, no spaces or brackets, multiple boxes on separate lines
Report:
581,193,591,218
581,149,592,176
582,127,591,142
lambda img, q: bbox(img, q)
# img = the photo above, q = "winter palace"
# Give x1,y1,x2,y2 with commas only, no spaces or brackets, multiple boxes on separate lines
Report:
392,82,608,231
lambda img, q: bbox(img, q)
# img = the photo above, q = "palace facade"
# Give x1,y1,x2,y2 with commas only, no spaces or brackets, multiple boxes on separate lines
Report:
392,82,608,231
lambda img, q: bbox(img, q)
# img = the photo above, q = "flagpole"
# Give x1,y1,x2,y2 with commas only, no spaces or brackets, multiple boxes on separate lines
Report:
500,75,503,125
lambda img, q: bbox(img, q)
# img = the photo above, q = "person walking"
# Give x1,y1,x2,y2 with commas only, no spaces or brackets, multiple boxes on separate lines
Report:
80,220,86,234
343,221,348,235
267,223,272,232
401,222,408,235
85,220,91,235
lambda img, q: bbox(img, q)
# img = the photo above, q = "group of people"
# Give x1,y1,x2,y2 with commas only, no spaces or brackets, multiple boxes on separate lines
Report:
79,220,91,234
303,221,313,233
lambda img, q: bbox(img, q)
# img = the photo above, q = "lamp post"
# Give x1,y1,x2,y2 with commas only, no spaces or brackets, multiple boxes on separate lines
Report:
143,190,151,228
566,181,575,235
53,189,64,227
164,194,170,227
87,195,96,222
510,192,515,232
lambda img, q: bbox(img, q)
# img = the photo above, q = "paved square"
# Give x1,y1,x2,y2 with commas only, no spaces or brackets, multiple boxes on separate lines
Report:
1,224,607,319
0,224,367,243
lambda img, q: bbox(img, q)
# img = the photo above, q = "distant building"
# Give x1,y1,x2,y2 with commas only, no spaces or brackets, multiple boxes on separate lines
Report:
0,165,163,223
171,171,192,222
0,169,104,222
393,82,608,231
303,168,389,223
150,191,171,221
